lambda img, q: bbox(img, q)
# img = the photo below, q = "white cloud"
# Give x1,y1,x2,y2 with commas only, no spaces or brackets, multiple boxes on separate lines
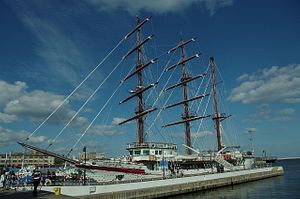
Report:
229,64,300,104
204,0,233,16
278,108,295,116
112,117,127,125
4,89,90,126
87,0,234,16
0,126,49,145
0,80,27,107
269,116,292,122
68,114,89,127
0,112,18,123
237,74,249,82
270,108,297,122
191,130,213,138
245,104,297,123
5,90,66,119
27,135,49,144
245,128,256,133
0,79,88,127
87,124,123,136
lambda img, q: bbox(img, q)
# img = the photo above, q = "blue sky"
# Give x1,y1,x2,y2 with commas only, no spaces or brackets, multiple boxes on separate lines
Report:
0,0,299,158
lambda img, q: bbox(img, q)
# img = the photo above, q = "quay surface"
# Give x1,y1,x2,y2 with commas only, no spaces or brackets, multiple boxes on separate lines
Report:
0,189,76,199
40,166,283,199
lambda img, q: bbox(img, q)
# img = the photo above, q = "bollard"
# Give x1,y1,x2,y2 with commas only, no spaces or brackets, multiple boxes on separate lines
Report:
54,187,61,195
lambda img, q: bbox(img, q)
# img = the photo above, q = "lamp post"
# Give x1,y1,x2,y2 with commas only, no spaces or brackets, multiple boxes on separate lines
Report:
83,146,86,185
247,129,256,155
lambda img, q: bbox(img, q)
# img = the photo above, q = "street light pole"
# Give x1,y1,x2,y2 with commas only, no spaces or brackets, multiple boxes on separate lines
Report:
83,146,86,185
247,129,256,155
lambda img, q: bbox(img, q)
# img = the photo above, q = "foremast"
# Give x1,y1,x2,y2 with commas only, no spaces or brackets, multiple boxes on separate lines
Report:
136,17,145,144
181,43,192,155
119,17,157,145
163,37,210,155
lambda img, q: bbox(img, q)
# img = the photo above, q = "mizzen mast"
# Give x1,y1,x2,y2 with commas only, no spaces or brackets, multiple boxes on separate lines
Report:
119,17,157,145
210,57,231,151
163,37,210,155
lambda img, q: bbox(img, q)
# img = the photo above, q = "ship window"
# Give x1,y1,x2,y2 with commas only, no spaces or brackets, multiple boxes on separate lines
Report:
155,150,158,155
159,151,162,155
134,150,141,155
129,151,133,155
143,150,150,155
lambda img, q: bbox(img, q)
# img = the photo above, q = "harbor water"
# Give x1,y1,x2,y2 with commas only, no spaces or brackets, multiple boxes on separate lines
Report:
167,159,300,199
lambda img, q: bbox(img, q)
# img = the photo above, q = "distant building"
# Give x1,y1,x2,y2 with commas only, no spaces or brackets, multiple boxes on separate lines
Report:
78,152,105,161
0,150,55,167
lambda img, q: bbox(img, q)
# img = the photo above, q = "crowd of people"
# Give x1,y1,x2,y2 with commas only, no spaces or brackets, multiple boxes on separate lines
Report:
0,169,21,190
0,168,57,191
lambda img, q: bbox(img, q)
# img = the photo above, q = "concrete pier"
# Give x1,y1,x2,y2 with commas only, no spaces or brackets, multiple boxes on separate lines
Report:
0,189,76,199
42,166,284,199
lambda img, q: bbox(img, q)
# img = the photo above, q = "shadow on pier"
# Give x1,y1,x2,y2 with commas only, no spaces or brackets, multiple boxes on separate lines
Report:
0,189,76,199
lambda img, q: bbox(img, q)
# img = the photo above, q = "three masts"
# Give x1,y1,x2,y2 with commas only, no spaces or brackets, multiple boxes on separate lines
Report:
119,16,227,158
18,16,236,173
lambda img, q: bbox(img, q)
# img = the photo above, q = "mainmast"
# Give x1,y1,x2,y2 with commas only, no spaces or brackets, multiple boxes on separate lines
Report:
163,37,210,155
210,57,231,151
119,17,157,145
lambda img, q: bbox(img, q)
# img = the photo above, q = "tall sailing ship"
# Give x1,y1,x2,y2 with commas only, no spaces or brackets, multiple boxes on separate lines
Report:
18,16,251,182
115,16,245,173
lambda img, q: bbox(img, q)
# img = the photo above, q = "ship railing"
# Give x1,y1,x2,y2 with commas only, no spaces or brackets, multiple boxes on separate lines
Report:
11,166,258,189
127,142,177,149
34,165,274,187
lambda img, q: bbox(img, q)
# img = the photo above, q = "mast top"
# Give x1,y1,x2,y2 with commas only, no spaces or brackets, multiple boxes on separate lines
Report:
124,16,151,40
167,38,196,54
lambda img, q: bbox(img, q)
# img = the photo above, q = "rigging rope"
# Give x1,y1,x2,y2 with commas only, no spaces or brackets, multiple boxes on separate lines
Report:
144,51,177,138
26,38,125,141
47,58,126,149
145,87,175,138
193,87,212,146
144,50,181,103
67,56,136,155
192,69,212,146
190,64,210,108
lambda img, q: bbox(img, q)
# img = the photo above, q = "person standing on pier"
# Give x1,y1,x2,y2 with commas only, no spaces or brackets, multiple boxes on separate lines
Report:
0,172,5,190
32,169,41,196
